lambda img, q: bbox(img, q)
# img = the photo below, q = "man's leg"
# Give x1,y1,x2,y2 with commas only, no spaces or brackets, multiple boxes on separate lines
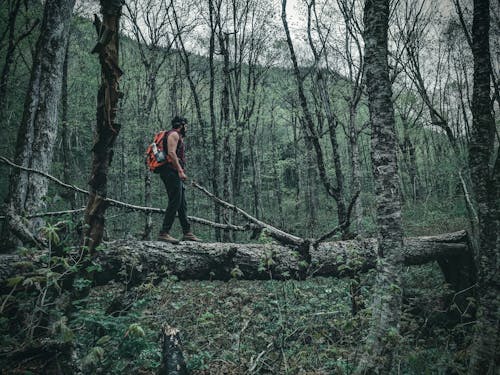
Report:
160,169,182,235
177,183,190,234
178,183,202,241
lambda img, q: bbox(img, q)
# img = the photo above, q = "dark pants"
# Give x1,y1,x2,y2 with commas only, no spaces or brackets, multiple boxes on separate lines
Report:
160,168,190,234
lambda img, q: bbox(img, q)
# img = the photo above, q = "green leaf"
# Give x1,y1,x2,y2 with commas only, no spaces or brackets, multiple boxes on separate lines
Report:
96,335,112,346
6,276,24,287
126,323,145,337
230,266,244,279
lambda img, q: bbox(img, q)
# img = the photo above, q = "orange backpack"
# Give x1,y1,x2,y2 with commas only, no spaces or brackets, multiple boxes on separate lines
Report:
146,130,169,172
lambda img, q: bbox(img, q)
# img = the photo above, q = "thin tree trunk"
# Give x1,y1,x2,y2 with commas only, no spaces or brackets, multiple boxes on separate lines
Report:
171,3,209,180
468,0,500,373
249,106,262,219
348,113,364,233
83,1,123,253
0,0,38,119
209,0,221,241
270,106,284,228
315,69,348,231
1,0,75,252
219,30,233,242
355,0,403,372
60,36,76,215
282,0,348,233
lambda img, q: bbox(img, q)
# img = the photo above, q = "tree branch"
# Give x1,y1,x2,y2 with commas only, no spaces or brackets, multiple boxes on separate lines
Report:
313,190,360,245
192,180,305,246
0,156,252,232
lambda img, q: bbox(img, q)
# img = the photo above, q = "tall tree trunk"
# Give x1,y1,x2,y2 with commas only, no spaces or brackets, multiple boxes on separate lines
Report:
316,69,348,232
219,30,233,242
0,0,22,119
400,117,421,202
355,0,404,373
270,106,284,228
1,0,75,252
60,36,77,215
83,0,123,253
171,4,209,181
348,110,364,233
304,135,317,234
468,0,500,373
249,115,261,219
208,0,221,241
142,73,158,240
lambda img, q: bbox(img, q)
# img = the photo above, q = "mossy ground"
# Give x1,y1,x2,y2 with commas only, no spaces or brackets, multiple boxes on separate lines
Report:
72,263,472,374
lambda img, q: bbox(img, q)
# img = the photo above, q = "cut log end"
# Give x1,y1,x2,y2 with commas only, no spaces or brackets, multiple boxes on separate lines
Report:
159,324,187,375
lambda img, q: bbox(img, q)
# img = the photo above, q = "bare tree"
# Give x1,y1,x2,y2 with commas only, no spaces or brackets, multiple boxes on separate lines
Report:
282,0,354,236
83,0,123,252
124,0,175,239
208,0,222,240
355,0,403,372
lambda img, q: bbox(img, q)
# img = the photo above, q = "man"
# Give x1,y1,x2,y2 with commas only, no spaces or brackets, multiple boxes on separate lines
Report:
157,116,201,244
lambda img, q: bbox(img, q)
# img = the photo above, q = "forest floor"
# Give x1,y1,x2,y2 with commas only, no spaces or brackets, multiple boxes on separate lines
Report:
72,263,472,374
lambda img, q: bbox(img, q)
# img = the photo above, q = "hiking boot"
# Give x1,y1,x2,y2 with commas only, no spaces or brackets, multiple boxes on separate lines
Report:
181,232,202,242
157,232,180,244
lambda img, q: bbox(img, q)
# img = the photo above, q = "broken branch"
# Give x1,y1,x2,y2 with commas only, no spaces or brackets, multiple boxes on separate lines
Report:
191,181,305,246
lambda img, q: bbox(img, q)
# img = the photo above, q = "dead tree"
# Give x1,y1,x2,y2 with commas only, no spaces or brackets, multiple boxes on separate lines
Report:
84,0,124,253
0,230,472,284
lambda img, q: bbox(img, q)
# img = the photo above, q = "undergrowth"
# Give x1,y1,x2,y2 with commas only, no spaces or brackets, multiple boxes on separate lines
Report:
69,267,472,374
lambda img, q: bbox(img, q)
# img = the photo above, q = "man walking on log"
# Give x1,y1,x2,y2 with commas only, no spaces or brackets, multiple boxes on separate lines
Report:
157,116,201,244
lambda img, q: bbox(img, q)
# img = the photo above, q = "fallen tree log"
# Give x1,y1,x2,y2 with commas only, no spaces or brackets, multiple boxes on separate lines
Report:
94,230,474,285
0,231,473,290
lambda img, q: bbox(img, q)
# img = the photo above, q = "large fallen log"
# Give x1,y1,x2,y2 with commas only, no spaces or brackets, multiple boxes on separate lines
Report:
92,230,473,285
1,231,473,291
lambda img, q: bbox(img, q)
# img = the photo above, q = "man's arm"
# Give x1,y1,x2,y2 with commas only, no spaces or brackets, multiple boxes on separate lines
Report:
167,131,187,180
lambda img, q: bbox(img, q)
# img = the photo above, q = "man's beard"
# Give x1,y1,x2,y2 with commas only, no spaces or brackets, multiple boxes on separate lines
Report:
180,126,186,137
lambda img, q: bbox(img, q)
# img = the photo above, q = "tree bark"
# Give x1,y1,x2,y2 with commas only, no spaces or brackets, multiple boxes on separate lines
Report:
208,0,221,241
0,231,472,288
83,1,123,253
1,0,75,252
356,0,404,373
158,325,188,375
60,35,77,216
468,0,500,373
218,29,233,243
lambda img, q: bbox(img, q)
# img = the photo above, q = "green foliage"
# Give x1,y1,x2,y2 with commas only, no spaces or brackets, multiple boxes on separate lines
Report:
41,223,61,245
71,291,162,374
